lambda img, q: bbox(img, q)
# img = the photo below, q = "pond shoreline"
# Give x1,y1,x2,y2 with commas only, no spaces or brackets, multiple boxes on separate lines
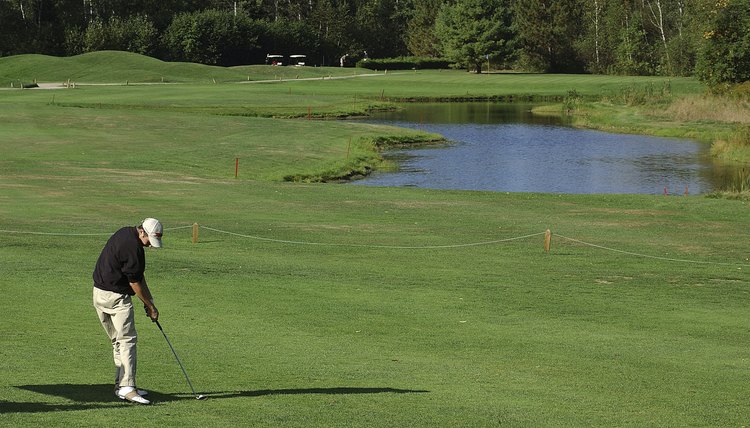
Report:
346,102,746,196
370,94,748,166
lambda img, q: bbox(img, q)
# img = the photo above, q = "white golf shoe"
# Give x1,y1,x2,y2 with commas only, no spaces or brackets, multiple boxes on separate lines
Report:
115,386,149,396
116,386,150,405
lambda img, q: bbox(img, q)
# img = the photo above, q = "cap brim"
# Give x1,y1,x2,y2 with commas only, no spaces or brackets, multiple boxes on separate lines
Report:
149,235,163,248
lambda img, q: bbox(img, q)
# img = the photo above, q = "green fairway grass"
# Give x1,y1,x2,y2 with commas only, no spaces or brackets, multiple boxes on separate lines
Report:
285,70,703,101
1,53,748,426
0,100,439,183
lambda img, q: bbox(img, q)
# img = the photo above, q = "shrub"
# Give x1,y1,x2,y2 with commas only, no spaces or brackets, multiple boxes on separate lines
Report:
609,82,673,106
696,0,750,86
356,56,451,70
729,125,750,147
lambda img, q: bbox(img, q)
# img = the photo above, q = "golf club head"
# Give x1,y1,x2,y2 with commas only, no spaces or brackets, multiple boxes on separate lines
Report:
196,394,207,400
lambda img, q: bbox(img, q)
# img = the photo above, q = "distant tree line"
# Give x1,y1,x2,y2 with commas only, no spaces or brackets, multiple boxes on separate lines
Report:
1,0,748,85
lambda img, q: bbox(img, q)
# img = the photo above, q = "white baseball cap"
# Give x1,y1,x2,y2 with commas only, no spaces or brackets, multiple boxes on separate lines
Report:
142,218,163,248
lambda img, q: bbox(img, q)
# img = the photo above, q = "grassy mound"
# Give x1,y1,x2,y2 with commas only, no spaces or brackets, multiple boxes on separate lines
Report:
0,51,371,84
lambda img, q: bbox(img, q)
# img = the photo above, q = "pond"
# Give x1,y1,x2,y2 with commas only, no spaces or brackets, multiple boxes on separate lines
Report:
352,102,742,195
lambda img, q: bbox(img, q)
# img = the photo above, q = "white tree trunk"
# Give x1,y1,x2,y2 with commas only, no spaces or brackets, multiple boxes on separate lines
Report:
644,0,671,68
593,0,600,66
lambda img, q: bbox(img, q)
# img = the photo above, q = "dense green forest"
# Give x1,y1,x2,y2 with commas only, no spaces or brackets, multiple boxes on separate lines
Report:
1,0,748,85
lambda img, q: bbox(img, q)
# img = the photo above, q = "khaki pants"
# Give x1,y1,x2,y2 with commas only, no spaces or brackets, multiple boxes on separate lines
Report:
93,287,138,389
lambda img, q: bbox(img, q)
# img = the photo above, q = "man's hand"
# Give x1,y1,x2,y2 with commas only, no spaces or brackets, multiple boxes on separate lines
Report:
144,303,159,322
131,280,158,322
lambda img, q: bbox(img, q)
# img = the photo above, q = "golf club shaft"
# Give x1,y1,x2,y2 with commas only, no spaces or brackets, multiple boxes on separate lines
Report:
156,320,198,396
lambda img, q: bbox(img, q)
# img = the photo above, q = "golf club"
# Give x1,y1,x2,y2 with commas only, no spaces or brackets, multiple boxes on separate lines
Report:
155,320,207,400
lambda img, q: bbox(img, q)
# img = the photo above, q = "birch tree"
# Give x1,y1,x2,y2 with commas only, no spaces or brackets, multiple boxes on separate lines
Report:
642,0,671,71
576,0,611,73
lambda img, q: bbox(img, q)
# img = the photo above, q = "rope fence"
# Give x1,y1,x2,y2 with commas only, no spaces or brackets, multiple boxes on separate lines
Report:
2,224,747,268
200,226,546,249
554,234,745,267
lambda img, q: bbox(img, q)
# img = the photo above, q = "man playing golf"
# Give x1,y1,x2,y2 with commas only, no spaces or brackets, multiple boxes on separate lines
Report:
92,218,163,405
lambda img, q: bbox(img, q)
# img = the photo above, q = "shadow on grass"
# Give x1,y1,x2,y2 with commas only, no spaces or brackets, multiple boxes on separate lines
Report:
0,400,105,413
7,384,428,413
207,387,430,399
6,383,188,413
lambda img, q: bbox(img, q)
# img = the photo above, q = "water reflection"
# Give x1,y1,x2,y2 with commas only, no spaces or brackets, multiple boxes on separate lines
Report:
353,102,740,195
376,102,563,126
